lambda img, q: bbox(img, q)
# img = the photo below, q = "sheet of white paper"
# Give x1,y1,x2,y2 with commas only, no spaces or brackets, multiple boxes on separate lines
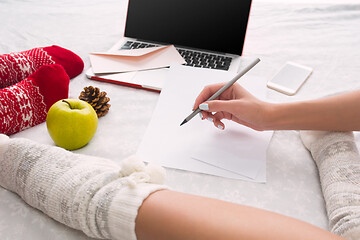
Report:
137,64,273,182
190,122,268,179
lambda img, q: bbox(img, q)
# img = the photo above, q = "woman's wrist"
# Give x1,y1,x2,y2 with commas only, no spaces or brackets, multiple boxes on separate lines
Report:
263,99,337,131
261,102,283,130
263,101,309,130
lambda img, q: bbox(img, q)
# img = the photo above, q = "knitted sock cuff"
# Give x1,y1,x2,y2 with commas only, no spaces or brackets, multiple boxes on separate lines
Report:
342,225,360,240
307,131,357,165
78,168,168,240
107,183,168,240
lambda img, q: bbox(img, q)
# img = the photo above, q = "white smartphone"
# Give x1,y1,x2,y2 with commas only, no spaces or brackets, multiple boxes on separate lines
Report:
267,62,313,96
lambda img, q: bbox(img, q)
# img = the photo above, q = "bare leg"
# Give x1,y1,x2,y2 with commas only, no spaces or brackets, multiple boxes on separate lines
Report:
136,190,344,240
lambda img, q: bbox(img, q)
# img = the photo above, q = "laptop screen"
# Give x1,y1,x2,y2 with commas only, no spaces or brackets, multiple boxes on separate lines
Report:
124,0,252,55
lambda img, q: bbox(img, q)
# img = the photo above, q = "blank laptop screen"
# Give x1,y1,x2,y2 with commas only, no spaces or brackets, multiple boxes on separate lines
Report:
124,0,252,55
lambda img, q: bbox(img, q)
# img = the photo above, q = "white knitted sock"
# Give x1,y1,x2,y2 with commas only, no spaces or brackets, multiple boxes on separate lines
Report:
300,131,360,240
0,134,167,240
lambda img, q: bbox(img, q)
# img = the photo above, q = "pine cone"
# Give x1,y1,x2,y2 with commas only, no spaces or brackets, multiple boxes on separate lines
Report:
79,86,111,117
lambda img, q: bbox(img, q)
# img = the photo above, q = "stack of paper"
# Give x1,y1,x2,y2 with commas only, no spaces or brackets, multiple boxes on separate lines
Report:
137,64,273,182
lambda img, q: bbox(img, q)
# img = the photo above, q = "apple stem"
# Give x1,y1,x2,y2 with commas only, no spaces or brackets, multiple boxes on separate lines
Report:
62,99,73,109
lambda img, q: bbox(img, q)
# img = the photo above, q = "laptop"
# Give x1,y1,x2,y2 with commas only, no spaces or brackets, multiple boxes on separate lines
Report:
86,0,253,92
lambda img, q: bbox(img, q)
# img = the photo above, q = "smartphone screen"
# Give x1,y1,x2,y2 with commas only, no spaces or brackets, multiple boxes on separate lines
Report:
267,62,313,95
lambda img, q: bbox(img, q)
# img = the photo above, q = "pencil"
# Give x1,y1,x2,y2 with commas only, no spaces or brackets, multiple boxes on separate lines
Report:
180,58,260,126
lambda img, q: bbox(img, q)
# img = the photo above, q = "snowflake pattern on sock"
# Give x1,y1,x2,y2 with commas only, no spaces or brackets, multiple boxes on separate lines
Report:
305,131,360,240
0,136,167,240
0,48,54,88
0,78,46,135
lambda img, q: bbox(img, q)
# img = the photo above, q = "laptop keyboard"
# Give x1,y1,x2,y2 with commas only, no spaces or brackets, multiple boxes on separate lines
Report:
120,41,232,71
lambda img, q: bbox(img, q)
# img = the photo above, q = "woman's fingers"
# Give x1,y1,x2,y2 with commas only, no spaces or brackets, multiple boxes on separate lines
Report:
213,112,226,130
199,110,227,130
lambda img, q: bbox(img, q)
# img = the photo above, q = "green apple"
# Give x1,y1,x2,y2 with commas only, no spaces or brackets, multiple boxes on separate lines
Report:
46,99,98,150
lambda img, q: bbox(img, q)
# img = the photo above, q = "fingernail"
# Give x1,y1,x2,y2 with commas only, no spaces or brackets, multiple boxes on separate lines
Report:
199,103,209,111
207,117,213,122
199,112,203,119
217,125,224,130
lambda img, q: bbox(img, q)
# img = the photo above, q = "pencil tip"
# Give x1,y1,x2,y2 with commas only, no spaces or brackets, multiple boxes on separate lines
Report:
180,119,187,126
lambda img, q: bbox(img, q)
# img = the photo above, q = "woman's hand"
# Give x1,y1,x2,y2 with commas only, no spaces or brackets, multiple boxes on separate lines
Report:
193,83,272,131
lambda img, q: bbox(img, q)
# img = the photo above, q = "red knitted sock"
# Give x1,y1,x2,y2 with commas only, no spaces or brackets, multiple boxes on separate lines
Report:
0,45,83,88
0,64,69,135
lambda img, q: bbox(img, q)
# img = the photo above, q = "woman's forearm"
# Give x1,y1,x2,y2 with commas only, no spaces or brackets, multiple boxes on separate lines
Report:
135,190,343,240
266,90,360,131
